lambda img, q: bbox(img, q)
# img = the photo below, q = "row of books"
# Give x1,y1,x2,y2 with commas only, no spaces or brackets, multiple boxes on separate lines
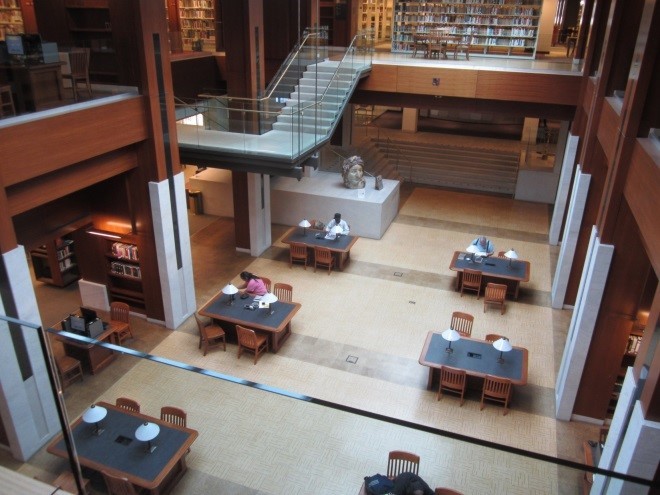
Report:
58,258,75,272
111,261,141,279
111,242,139,261
626,335,642,355
56,241,74,260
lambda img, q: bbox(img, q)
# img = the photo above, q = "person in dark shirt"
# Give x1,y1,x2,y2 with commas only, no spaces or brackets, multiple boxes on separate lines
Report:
391,472,435,495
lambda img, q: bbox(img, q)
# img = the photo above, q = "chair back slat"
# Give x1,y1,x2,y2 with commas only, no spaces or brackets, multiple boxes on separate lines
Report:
273,282,293,302
387,450,420,478
160,406,187,427
450,311,473,337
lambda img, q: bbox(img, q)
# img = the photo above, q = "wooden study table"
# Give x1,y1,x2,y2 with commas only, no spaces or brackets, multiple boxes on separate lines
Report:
419,332,529,390
47,401,197,495
2,61,65,112
449,251,531,299
281,226,359,270
199,291,301,352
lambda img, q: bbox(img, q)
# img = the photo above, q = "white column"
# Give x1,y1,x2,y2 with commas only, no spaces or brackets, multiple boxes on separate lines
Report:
549,133,579,245
551,165,590,308
149,172,197,329
247,172,272,257
0,247,59,461
555,227,614,421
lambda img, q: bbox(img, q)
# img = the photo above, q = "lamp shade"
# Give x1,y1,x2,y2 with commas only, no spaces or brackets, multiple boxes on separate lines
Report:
261,292,278,304
298,219,311,228
135,422,160,442
441,328,461,342
492,338,512,353
222,283,239,295
504,249,518,260
82,404,107,424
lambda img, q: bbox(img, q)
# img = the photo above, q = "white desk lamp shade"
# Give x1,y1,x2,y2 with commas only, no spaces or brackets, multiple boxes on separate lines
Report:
82,404,107,424
135,422,160,442
492,338,512,352
298,219,311,228
261,292,278,304
222,283,239,295
441,328,461,342
504,249,518,260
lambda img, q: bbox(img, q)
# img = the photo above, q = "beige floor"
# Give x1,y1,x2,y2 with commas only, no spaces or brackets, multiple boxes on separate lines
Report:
1,175,601,494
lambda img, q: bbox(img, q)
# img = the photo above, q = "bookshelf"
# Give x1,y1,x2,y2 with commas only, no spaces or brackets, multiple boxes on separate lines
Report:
105,238,145,312
0,0,23,40
178,0,215,51
391,0,543,57
359,0,393,43
30,237,80,287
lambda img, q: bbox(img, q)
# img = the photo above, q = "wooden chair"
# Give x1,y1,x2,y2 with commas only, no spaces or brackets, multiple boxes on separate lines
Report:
437,366,467,406
314,246,335,274
480,375,513,415
273,282,293,302
63,48,92,102
194,314,226,355
115,397,140,413
0,84,15,117
110,301,134,345
450,311,473,337
52,471,91,494
387,450,420,478
55,355,83,389
451,35,471,60
102,469,141,495
460,268,482,298
289,242,308,269
236,324,268,364
160,406,187,427
435,488,464,495
485,333,506,342
261,277,272,292
497,251,507,258
483,282,507,314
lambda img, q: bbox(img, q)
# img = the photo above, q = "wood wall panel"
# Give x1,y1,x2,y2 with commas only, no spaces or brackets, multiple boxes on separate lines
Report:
396,67,477,98
357,65,398,92
474,72,581,105
625,139,660,276
0,97,148,187
596,98,621,164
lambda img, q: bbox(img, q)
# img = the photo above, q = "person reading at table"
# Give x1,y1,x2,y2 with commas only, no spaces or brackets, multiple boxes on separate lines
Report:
470,235,494,256
237,271,267,297
325,213,350,235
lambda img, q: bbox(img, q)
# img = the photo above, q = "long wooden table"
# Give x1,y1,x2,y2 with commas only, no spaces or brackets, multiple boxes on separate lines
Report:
419,332,529,389
449,251,531,299
199,291,301,352
281,226,359,270
54,320,127,374
47,401,198,495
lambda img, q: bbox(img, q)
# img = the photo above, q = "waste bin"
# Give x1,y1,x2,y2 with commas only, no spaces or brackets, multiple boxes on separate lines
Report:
188,190,203,215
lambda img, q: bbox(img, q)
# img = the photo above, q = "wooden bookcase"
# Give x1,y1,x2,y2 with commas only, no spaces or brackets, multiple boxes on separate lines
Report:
0,0,24,40
105,236,145,312
177,0,215,51
359,0,393,43
30,236,80,287
391,0,543,57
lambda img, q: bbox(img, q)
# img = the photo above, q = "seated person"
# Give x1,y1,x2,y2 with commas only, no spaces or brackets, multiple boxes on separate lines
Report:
237,271,267,297
325,213,350,235
470,235,494,256
391,472,434,495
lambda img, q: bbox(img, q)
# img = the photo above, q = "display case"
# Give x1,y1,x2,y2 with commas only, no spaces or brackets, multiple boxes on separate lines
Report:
391,0,543,57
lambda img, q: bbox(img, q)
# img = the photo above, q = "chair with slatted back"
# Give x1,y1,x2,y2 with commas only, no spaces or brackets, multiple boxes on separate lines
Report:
387,450,420,478
115,397,140,413
273,282,292,302
460,268,482,298
480,375,513,415
450,311,473,337
55,355,83,389
102,470,141,495
236,325,268,364
261,277,272,292
289,242,308,269
160,406,187,427
110,301,133,345
497,251,506,258
63,48,92,102
435,488,464,495
485,333,505,342
437,366,467,406
195,314,226,355
483,283,507,314
314,246,335,274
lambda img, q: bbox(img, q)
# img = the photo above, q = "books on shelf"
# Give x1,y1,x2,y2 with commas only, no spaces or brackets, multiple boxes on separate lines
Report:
626,335,642,355
111,260,141,279
111,242,139,261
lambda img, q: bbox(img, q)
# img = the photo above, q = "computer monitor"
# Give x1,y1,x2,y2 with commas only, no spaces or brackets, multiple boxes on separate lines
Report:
80,307,98,324
5,35,24,56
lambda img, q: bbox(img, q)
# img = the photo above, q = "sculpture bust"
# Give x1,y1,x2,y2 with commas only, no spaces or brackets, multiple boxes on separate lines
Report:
341,155,366,189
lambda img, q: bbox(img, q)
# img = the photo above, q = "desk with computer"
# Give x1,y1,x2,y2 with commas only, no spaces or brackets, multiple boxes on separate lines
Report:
57,307,120,374
1,33,65,113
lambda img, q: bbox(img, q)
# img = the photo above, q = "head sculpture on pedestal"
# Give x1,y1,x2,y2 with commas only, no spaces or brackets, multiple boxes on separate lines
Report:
341,155,366,189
